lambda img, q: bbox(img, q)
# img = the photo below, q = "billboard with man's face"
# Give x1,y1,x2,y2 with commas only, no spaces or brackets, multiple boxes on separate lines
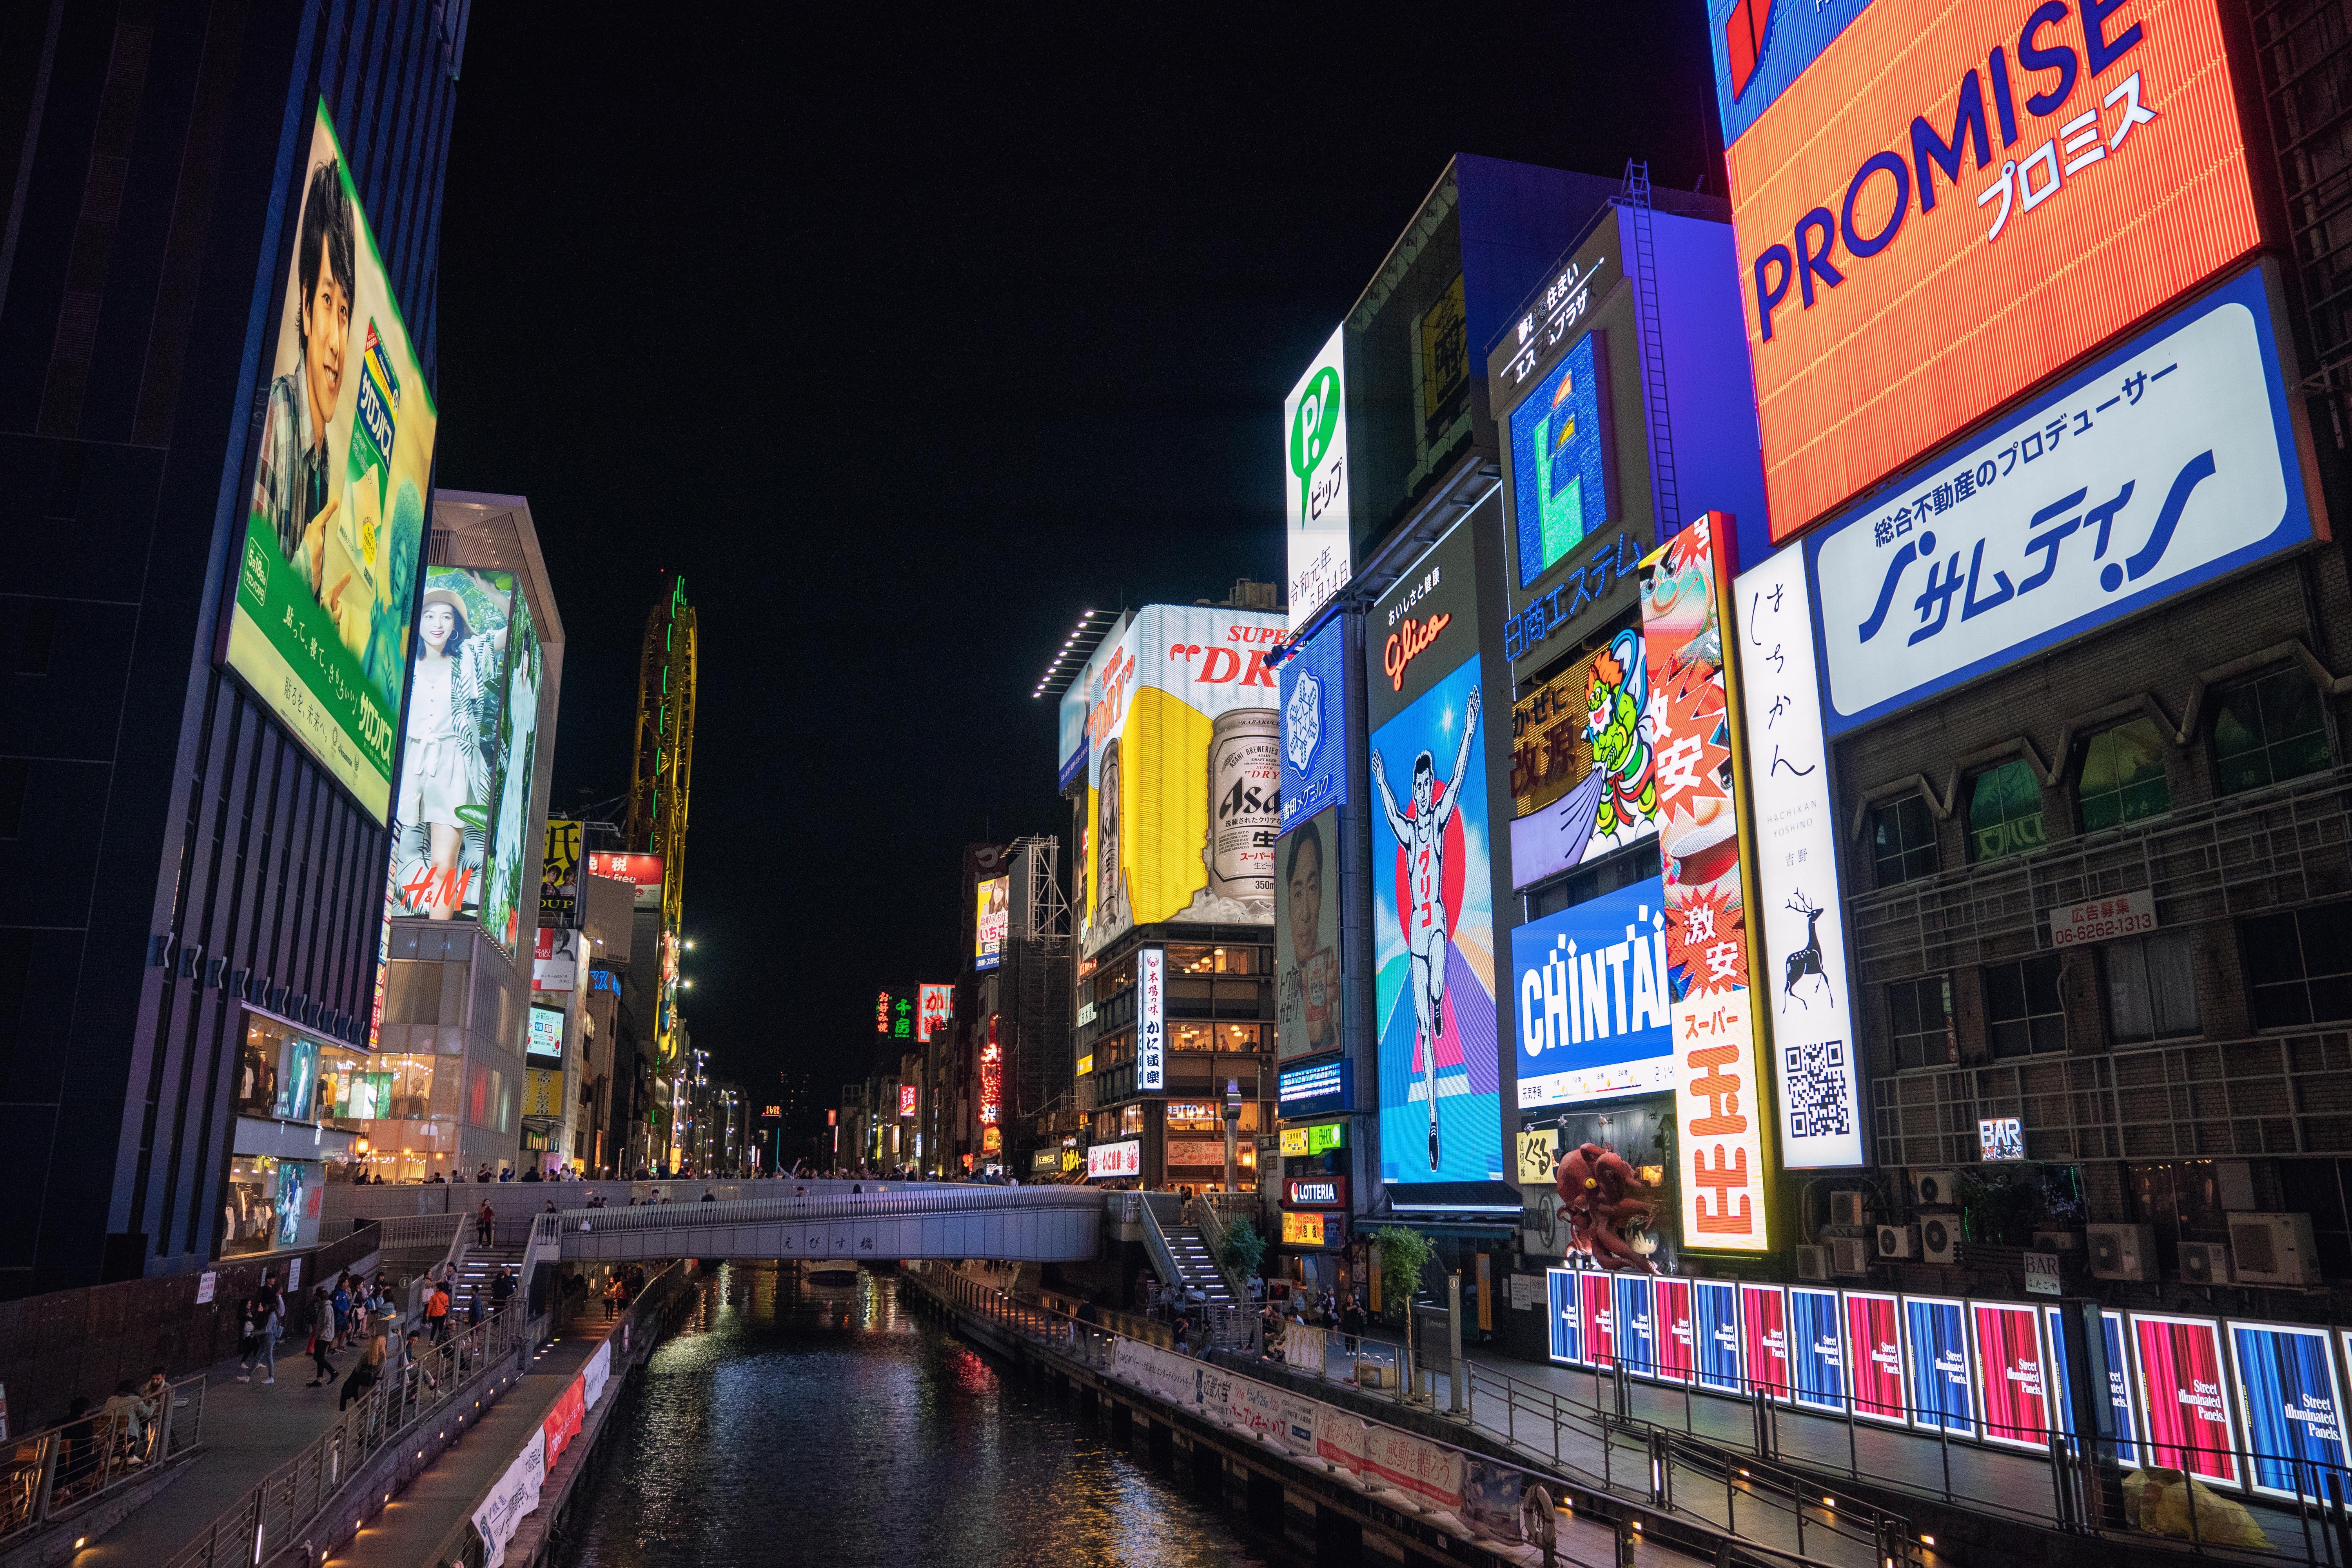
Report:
1079,605,1288,957
226,102,439,823
1276,806,1342,1063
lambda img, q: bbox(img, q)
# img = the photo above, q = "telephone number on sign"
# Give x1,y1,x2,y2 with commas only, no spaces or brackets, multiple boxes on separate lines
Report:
2051,912,2154,947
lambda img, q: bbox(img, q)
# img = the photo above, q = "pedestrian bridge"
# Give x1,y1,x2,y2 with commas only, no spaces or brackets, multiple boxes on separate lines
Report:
531,1183,1103,1265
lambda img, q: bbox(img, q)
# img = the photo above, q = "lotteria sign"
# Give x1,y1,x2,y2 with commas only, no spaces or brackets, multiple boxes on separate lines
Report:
1709,0,2264,541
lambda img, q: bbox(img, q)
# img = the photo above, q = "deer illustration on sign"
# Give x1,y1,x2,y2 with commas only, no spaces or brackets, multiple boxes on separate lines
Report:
1783,890,1831,1010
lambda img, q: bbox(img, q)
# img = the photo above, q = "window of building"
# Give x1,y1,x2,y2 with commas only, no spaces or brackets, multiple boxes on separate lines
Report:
1887,976,1955,1072
1967,760,2045,863
2105,931,2201,1044
1870,795,1938,887
1120,1103,1145,1136
2242,900,2352,1029
1167,944,1263,976
2076,718,2169,833
2214,668,2328,795
1984,954,2066,1058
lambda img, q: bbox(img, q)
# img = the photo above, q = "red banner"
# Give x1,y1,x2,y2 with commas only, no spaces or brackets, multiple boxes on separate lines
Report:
1846,1292,1906,1425
1581,1272,1618,1369
1655,1278,1697,1385
2134,1313,2239,1485
542,1375,586,1469
1973,1302,2052,1451
1740,1283,1791,1403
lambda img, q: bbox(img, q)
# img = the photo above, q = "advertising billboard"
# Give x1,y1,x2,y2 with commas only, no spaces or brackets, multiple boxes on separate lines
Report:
1137,948,1166,1092
1742,1283,1792,1402
1846,1291,1906,1424
1973,1301,2051,1451
1709,0,2265,541
526,1004,563,1062
1787,1286,1844,1413
1695,1279,1742,1394
1510,880,1674,1108
1087,1139,1142,1180
916,983,954,1043
480,585,541,962
1277,807,1343,1063
1368,521,1500,1184
1810,269,2318,735
1285,325,1352,628
1278,613,1351,832
1080,605,1287,956
898,1085,918,1118
975,876,1009,971
225,102,439,823
2134,1312,2239,1484
1649,518,1771,1253
541,819,581,928
1510,329,1618,590
1277,1059,1350,1118
1057,612,1132,797
1615,1275,1660,1379
1906,1295,1976,1437
1655,1277,1697,1385
523,1067,563,1120
583,852,663,908
1547,1269,1582,1365
532,928,577,993
1734,547,1865,1167
1507,630,1664,889
1581,1272,1617,1369
386,566,515,920
2232,1328,2352,1498
2047,1305,2141,1466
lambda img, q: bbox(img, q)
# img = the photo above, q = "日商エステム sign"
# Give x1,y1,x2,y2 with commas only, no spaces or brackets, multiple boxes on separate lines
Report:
1709,0,2264,541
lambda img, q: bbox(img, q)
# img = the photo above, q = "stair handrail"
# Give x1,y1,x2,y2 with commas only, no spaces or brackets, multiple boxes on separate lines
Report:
1135,1198,1186,1309
1184,1195,1249,1302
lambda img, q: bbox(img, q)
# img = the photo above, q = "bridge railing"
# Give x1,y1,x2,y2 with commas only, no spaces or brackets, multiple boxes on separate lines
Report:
548,1183,1105,1235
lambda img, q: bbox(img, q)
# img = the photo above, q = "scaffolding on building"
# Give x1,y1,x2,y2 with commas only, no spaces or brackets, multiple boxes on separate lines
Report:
1003,834,1074,1168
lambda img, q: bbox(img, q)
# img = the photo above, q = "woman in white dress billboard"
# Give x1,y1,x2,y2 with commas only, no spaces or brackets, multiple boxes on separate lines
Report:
394,581,505,918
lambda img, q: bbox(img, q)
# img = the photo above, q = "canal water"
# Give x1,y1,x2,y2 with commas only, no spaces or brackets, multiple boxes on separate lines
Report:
564,1263,1287,1568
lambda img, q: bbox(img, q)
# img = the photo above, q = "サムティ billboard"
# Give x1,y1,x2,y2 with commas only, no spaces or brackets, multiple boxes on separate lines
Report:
1080,605,1287,957
1276,807,1342,1063
1709,0,2264,540
386,565,515,922
227,102,440,822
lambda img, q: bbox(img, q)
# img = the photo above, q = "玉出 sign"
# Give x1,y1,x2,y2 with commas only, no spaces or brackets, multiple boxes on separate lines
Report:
1711,0,2265,540
1811,270,2317,735
2050,889,2158,947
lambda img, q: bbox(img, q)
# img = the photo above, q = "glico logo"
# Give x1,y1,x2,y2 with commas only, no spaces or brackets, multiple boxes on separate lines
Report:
1289,364,1343,524
1382,613,1450,692
1750,0,2150,344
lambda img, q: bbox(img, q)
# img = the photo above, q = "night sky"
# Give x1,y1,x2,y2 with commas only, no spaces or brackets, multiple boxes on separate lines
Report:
429,7,1722,1098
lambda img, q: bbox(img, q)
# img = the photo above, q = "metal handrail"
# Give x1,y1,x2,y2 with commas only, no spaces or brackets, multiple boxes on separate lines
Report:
1183,1196,1249,1301
0,1372,206,1550
159,1300,532,1568
905,1261,1874,1568
374,1214,468,1252
1134,1200,1186,1307
550,1184,1105,1234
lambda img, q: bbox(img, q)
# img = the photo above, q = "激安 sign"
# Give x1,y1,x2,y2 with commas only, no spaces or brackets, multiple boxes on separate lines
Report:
1086,1140,1141,1180
1811,269,2318,735
2050,889,2158,947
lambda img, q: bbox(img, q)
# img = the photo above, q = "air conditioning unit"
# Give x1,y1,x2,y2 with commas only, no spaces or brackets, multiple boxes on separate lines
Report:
2178,1241,2233,1286
1830,1191,1868,1229
1911,1169,1961,1207
2088,1223,2156,1281
1833,1237,1874,1276
1796,1244,1831,1282
2031,1230,2083,1253
1920,1214,1960,1265
2229,1213,2321,1286
1875,1224,1918,1260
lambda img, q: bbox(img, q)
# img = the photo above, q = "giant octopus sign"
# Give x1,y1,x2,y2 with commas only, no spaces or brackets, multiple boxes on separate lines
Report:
1553,1141,1661,1273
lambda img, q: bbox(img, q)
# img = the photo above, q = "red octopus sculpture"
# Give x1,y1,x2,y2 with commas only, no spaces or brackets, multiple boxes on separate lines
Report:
1554,1141,1662,1274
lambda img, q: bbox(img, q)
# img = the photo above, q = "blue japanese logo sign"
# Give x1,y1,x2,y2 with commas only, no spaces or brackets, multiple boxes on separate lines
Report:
1808,267,2316,735
1510,879,1674,1109
1278,613,1350,832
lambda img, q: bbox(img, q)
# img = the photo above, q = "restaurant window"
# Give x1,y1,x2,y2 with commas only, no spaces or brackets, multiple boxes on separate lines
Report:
2075,717,2169,833
1967,760,2045,863
1120,1103,1145,1136
1870,795,1938,887
2214,668,2328,795
1168,945,1263,976
2242,901,2352,1030
1984,954,2067,1058
1886,976,1955,1072
2105,931,2201,1044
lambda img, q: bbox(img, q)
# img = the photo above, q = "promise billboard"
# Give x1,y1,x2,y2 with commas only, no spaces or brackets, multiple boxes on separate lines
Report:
1709,0,2263,541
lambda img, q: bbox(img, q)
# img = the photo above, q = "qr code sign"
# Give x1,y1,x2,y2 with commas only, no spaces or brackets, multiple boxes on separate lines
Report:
1785,1042,1853,1139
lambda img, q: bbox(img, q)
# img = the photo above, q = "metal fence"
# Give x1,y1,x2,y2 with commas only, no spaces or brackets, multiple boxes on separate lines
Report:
905,1262,1900,1568
159,1301,537,1568
0,1372,205,1550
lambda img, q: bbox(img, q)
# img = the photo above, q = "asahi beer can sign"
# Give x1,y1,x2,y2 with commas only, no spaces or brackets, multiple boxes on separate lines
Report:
1207,709,1279,915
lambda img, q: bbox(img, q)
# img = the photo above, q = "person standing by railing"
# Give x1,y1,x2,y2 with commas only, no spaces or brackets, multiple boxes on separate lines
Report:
475,1199,495,1247
305,1287,339,1387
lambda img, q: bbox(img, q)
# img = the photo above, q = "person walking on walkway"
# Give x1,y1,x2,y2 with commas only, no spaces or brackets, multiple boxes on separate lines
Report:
305,1288,339,1387
490,1265,517,1316
339,1332,385,1411
425,1278,451,1342
476,1199,495,1247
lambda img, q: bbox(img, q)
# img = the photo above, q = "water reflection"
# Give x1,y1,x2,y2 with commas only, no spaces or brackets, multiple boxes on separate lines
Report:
566,1264,1281,1568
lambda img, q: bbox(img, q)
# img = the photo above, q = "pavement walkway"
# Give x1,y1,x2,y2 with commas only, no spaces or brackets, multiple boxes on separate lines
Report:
329,1312,618,1568
82,1332,373,1568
